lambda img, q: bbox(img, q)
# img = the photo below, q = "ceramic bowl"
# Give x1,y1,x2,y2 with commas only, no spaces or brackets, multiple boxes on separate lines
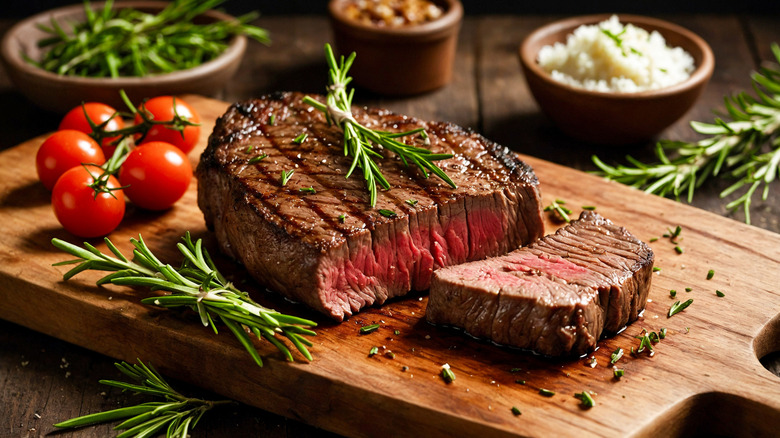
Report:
519,14,714,145
1,1,247,113
328,0,463,95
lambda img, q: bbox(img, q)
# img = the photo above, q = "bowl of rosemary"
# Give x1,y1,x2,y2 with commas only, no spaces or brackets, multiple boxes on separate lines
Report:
519,14,714,145
1,0,269,113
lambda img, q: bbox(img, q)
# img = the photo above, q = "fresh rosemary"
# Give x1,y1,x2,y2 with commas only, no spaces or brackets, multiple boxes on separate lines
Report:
359,323,380,334
303,44,456,207
51,232,316,367
54,360,232,437
592,43,780,224
668,299,694,318
31,0,269,77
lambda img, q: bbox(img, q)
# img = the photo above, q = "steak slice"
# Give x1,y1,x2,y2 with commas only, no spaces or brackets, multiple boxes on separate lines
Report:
426,211,654,356
197,91,544,320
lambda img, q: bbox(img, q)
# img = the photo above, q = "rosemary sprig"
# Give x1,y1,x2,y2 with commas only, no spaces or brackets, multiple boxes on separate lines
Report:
592,43,780,224
54,359,232,436
303,44,456,207
51,232,316,367
543,199,572,222
31,0,269,78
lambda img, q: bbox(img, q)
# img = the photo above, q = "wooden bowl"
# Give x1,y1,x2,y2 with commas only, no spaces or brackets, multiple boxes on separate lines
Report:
328,0,463,95
0,1,247,114
519,14,714,145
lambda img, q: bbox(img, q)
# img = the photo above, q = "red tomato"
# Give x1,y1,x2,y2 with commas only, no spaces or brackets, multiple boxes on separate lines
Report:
118,141,193,210
135,96,200,154
59,102,125,157
36,130,106,190
52,165,125,238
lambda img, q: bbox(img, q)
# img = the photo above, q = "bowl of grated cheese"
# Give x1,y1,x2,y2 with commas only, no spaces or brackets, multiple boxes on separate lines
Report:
519,14,714,145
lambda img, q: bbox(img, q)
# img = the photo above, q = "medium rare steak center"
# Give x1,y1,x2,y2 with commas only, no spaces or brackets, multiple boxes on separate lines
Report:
197,92,546,321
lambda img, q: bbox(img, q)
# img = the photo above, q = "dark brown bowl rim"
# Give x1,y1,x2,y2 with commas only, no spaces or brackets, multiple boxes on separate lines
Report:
0,0,246,87
519,14,715,101
328,0,463,38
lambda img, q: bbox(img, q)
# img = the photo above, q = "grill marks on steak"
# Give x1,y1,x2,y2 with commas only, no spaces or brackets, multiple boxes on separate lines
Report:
197,92,544,320
426,211,654,356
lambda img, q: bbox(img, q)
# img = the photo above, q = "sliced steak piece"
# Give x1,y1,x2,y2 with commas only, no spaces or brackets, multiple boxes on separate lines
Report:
197,91,544,320
426,211,654,356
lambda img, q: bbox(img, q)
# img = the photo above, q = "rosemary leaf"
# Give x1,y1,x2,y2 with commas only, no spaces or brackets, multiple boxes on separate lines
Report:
51,233,317,367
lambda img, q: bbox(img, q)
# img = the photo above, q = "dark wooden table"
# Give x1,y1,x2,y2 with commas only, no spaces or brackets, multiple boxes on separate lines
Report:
2,13,779,438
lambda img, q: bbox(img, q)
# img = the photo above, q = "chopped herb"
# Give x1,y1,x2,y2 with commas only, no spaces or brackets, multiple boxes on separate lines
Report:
716,290,725,297
613,368,625,379
269,113,275,126
247,154,267,164
648,331,661,343
629,47,643,56
670,290,677,298
574,391,595,408
659,328,667,339
659,68,668,73
299,187,316,194
515,380,526,385
674,246,684,254
538,389,555,397
393,330,400,335
378,209,397,218
649,237,659,242
440,363,456,383
280,169,294,186
359,323,380,334
670,225,682,240
707,269,715,280
685,327,690,333
635,330,655,354
510,367,522,373
653,266,661,272
581,205,597,210
385,351,396,359
406,199,418,206
668,299,693,317
685,287,692,292
293,133,308,144
338,214,346,223
610,347,624,365
245,145,254,153
368,346,379,357
544,199,572,223
511,406,522,416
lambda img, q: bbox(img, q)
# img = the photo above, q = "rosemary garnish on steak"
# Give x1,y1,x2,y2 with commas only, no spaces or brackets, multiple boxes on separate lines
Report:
303,44,456,207
51,233,316,367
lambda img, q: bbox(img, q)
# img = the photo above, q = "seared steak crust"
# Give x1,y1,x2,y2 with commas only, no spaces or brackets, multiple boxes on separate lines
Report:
197,92,544,320
427,211,654,356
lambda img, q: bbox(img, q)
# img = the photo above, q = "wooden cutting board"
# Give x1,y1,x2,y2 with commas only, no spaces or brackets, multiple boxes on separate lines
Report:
1,95,778,438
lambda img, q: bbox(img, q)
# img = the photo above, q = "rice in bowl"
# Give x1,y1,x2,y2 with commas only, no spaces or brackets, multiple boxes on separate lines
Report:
537,15,695,93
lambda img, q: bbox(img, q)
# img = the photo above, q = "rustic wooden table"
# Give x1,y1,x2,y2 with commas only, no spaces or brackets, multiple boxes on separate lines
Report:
1,13,779,438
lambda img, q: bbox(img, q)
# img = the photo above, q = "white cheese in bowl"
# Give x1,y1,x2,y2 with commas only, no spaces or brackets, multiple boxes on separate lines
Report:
537,15,695,93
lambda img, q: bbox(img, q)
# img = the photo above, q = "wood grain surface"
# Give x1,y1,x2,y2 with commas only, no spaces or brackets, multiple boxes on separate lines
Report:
1,94,779,438
2,12,780,438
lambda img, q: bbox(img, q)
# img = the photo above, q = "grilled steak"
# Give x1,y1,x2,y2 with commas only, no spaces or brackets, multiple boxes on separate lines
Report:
197,92,544,320
426,211,653,356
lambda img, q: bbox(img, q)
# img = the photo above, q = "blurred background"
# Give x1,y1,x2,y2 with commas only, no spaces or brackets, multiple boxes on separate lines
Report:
5,0,780,17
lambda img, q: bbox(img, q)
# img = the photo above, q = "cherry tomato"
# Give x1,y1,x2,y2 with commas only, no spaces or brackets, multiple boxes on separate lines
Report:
36,130,106,190
52,165,125,238
118,141,193,210
59,102,125,157
135,96,200,154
